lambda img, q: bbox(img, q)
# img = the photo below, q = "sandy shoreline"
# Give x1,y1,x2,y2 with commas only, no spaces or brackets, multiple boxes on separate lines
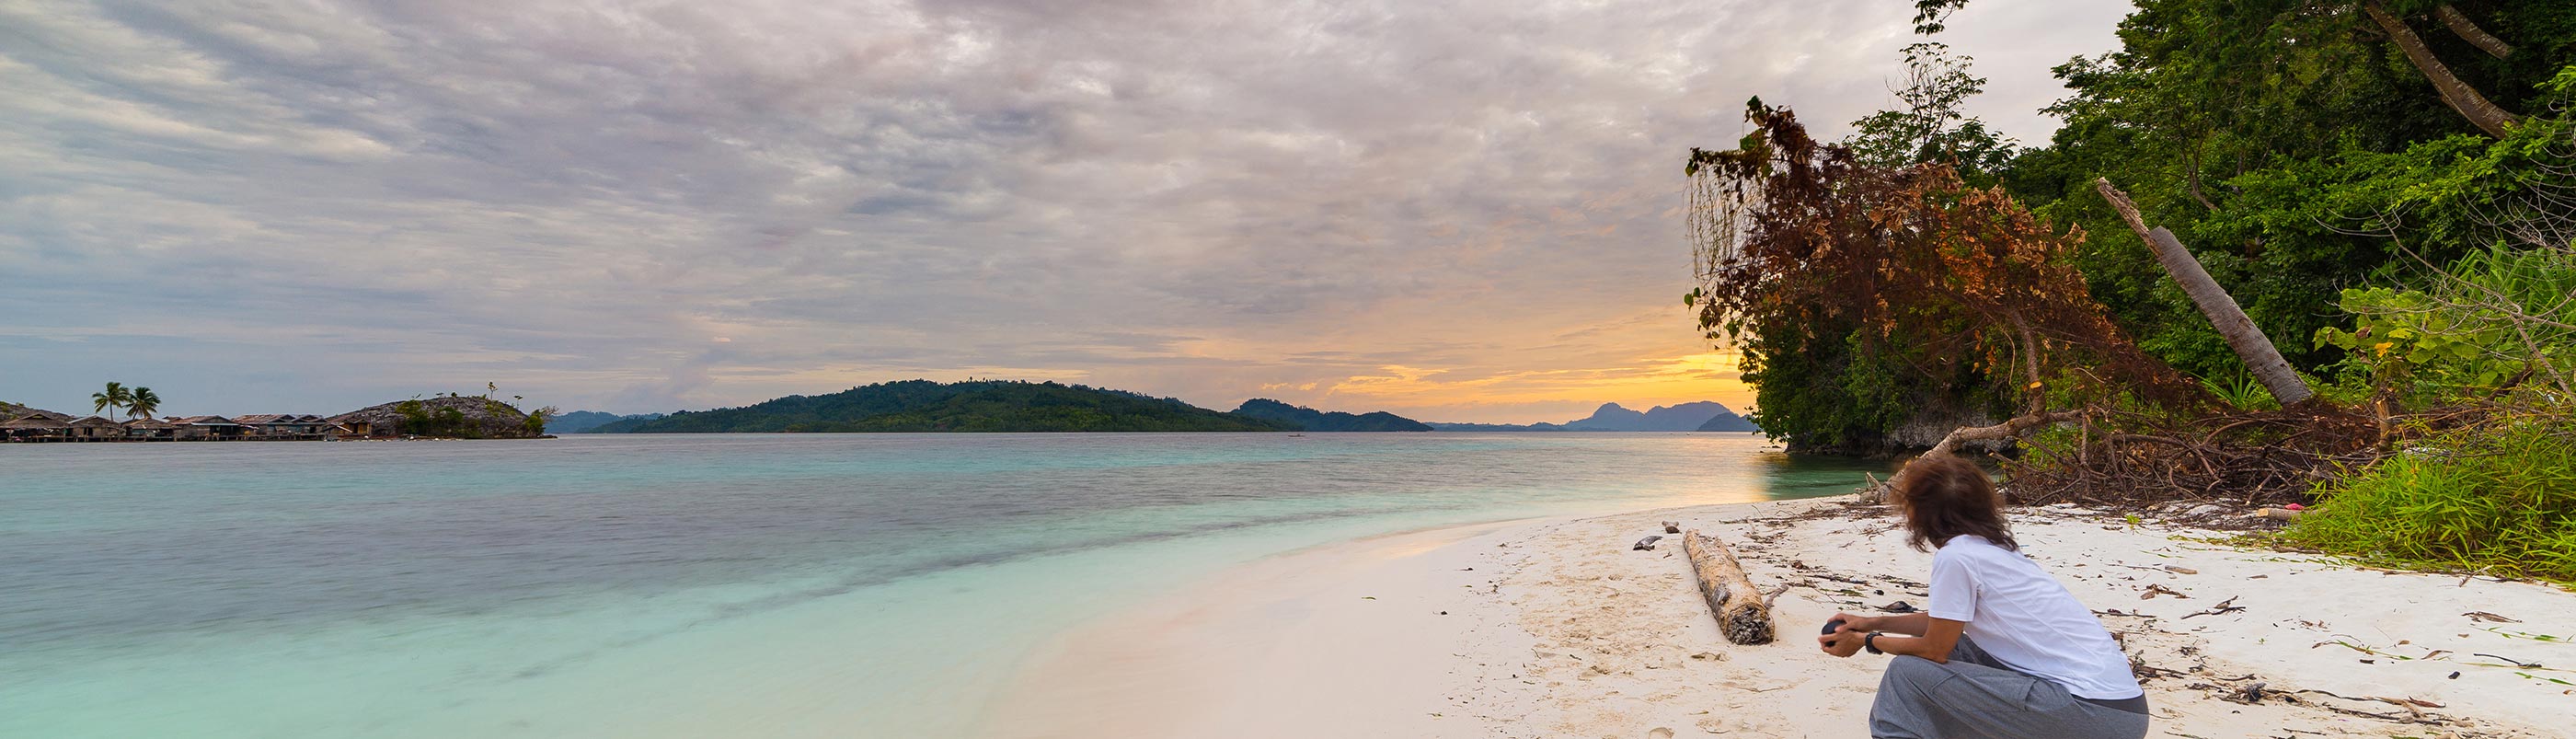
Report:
989,496,2575,738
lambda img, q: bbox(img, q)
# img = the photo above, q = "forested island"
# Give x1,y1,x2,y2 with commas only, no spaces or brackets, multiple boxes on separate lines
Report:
1426,401,1757,432
592,380,1298,433
1691,0,2575,582
1229,398,1433,431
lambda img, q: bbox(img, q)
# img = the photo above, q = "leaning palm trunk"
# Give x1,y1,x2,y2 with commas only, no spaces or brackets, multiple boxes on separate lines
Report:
2364,2,2519,138
2095,179,2315,406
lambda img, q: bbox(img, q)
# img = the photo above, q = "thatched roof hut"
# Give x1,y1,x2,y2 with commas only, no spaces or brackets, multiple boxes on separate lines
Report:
3,414,72,439
122,417,177,430
67,416,123,439
4,415,70,429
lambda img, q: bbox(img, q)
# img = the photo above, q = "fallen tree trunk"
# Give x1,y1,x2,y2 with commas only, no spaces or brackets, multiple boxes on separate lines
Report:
2095,179,2314,406
1863,410,2081,504
1683,529,1775,645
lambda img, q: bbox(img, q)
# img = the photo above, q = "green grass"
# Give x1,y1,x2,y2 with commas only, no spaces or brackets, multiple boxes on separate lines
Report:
2282,417,2576,586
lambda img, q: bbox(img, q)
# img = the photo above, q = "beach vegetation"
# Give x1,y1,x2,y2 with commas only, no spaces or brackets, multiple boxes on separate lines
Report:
2283,413,2576,585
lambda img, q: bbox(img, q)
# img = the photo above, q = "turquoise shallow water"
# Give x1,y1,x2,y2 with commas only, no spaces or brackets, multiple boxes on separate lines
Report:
0,433,1880,737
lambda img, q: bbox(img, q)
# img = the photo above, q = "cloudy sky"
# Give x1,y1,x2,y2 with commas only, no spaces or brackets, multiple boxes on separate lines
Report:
0,0,2130,422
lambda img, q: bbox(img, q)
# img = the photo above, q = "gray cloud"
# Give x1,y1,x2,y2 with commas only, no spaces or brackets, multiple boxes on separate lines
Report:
0,0,2126,421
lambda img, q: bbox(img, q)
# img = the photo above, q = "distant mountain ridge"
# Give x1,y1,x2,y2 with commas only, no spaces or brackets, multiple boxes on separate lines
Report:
1428,400,1758,433
550,410,666,433
1229,399,1431,432
590,380,1294,433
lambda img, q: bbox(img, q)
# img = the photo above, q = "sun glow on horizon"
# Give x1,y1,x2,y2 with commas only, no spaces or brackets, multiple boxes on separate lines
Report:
1298,351,1754,423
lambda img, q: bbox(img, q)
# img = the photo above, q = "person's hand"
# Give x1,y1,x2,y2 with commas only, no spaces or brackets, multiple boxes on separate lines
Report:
1818,618,1867,658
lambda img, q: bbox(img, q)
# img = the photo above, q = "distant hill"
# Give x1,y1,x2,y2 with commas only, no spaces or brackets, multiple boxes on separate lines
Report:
1425,421,1570,432
592,380,1295,433
1563,401,1742,432
2,401,72,421
1694,406,1760,432
1430,400,1758,433
549,410,666,433
1228,399,1431,432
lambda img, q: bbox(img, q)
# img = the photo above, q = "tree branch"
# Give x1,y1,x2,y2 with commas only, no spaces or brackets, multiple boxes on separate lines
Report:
2364,2,2520,138
2434,5,2513,59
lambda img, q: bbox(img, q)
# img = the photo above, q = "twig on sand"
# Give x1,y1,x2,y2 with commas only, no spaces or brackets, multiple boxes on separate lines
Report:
2179,596,2244,619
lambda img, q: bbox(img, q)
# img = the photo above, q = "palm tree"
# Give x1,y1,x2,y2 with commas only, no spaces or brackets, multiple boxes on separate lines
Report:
126,387,161,421
92,382,131,419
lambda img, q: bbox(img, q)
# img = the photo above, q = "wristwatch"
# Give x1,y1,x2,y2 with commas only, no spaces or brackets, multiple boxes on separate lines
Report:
1864,631,1886,655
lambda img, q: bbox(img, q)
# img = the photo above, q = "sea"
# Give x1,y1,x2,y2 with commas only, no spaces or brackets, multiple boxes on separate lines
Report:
0,433,1880,738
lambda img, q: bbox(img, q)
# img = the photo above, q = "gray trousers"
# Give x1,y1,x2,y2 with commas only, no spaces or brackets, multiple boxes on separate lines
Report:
1868,636,2149,739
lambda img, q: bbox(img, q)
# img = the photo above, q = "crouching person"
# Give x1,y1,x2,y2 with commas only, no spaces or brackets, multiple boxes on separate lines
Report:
1819,456,2149,739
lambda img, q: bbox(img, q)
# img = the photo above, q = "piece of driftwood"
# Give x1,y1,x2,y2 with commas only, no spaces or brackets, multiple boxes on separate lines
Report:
1634,535,1663,551
1683,529,1776,644
1662,521,1681,534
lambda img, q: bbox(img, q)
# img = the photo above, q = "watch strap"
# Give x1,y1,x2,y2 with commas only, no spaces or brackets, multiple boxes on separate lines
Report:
1863,631,1886,655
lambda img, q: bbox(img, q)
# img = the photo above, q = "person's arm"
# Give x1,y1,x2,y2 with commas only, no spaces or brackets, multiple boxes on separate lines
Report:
1845,612,1931,637
1815,612,1942,659
1862,618,1964,664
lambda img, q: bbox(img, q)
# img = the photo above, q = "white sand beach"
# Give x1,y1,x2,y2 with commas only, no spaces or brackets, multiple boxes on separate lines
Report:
992,497,2576,738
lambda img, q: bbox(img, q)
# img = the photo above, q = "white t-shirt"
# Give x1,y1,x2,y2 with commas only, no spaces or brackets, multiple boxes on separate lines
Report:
1926,535,2142,699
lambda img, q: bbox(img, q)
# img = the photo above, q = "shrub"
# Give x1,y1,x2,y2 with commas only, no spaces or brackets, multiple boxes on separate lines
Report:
2283,416,2576,584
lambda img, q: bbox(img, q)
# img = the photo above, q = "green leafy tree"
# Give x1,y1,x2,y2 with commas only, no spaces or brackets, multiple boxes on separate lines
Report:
2007,0,2575,379
1845,43,2018,179
523,406,557,435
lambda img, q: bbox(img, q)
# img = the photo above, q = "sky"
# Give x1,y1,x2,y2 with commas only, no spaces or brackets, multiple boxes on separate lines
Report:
0,0,2133,423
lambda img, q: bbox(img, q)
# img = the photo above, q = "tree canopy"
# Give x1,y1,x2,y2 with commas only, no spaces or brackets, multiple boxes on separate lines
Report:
1696,0,2576,456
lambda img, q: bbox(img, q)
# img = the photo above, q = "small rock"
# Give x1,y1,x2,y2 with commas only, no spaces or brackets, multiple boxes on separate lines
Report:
1648,728,1675,739
2184,504,2225,517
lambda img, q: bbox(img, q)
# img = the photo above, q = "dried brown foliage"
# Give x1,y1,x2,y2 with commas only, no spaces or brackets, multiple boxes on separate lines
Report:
1685,100,2209,415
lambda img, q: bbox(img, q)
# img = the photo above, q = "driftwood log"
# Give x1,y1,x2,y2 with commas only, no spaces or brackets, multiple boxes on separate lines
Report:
1683,529,1776,644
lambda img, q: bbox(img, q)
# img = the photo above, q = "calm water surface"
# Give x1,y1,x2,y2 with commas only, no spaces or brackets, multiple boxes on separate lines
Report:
0,433,1879,737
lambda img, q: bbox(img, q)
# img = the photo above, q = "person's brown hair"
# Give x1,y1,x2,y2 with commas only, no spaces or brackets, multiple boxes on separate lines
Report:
1891,456,2017,552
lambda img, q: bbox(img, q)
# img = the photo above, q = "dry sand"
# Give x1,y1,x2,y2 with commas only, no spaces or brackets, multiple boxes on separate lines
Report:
990,497,2576,738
